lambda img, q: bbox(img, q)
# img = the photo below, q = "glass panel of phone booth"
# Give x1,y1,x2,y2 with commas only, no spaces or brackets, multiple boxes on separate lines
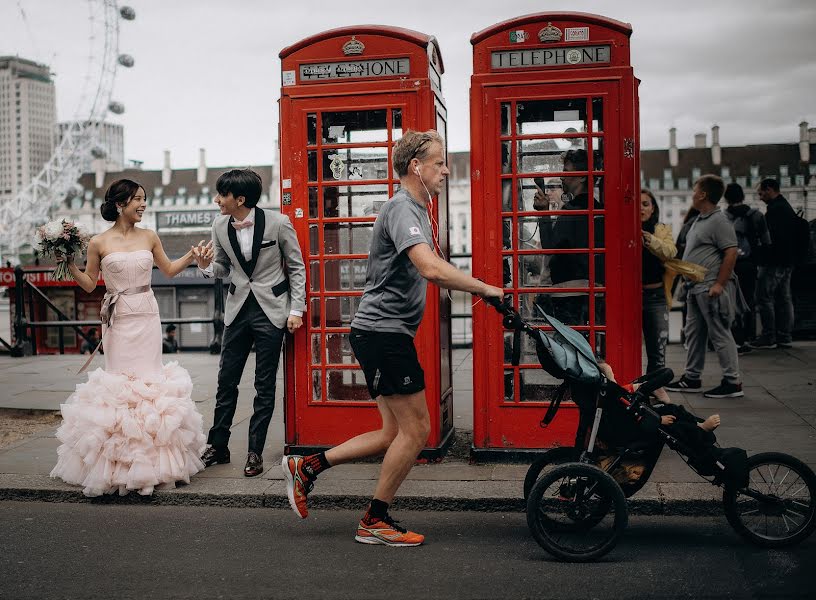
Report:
500,95,607,402
307,105,404,404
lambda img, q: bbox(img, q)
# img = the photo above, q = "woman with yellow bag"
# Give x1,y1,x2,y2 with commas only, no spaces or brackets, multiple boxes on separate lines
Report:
640,190,706,401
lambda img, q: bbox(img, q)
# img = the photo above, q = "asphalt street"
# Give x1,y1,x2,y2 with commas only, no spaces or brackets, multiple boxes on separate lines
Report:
1,502,813,600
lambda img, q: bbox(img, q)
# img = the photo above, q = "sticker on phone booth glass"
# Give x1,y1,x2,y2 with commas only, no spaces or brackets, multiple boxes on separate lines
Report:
282,70,296,86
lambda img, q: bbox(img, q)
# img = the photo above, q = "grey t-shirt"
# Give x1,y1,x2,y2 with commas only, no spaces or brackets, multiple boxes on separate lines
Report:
351,189,434,336
682,208,737,292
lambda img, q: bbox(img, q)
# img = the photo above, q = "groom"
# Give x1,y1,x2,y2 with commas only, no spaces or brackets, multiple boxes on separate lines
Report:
196,169,306,476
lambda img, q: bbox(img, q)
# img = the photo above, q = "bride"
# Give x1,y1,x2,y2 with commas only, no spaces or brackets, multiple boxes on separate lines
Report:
50,179,213,496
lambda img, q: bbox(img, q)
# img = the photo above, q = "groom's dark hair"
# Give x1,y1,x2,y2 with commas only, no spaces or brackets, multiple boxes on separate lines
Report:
216,169,263,208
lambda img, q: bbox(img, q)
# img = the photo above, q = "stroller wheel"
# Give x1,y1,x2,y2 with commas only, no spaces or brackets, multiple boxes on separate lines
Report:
526,462,627,562
723,452,816,548
523,447,581,500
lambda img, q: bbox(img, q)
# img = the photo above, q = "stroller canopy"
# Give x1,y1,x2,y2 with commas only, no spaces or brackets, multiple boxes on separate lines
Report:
531,308,602,385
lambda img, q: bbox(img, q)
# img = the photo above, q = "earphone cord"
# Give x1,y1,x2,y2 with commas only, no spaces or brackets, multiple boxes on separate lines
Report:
418,172,453,302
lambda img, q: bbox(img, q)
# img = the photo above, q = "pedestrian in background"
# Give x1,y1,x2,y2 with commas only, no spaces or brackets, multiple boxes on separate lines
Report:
750,178,796,349
640,189,676,400
667,175,744,398
724,182,770,354
162,324,179,354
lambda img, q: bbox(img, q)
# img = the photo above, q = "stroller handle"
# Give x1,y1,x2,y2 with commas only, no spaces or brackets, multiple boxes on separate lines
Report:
634,367,674,398
483,295,533,332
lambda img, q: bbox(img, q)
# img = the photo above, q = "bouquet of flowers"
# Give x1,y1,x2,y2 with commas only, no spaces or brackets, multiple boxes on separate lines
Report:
35,219,92,281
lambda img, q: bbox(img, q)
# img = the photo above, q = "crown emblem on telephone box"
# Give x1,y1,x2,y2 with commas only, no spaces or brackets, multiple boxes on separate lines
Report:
343,36,365,56
538,22,562,43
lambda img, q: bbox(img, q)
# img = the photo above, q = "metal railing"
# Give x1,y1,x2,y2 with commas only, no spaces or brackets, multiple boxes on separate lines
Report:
450,252,473,348
7,265,225,356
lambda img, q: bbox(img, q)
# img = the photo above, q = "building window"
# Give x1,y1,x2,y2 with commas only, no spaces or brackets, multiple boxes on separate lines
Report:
678,178,689,190
721,166,730,179
750,165,759,178
779,165,789,177
649,178,660,190
691,167,701,180
796,175,805,186
737,176,747,187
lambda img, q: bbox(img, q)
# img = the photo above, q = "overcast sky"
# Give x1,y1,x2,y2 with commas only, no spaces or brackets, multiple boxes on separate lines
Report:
3,0,815,169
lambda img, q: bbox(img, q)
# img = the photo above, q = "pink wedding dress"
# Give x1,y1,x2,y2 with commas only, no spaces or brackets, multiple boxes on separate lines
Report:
50,250,206,496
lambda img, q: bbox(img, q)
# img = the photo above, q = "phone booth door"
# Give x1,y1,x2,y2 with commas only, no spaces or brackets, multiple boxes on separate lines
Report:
474,81,637,451
283,94,422,446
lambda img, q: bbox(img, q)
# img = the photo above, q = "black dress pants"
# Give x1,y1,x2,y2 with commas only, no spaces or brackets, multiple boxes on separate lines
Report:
207,293,285,454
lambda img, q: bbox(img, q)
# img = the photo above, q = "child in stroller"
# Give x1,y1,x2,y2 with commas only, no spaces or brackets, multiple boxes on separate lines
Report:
591,361,740,489
597,361,721,448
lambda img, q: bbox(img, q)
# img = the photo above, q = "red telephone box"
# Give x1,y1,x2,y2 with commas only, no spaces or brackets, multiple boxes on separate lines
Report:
279,26,453,459
470,13,641,455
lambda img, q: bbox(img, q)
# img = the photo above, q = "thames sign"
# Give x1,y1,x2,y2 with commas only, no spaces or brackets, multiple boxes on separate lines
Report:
157,210,220,229
299,58,410,81
491,45,610,69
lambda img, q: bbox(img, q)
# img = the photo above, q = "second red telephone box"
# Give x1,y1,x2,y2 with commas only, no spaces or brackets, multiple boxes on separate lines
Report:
470,13,642,456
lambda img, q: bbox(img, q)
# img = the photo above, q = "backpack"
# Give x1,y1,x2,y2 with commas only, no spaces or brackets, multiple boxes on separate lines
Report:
792,212,811,264
730,208,757,259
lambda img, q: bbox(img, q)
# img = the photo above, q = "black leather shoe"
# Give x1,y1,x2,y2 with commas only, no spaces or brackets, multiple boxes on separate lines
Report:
201,446,230,467
244,452,263,477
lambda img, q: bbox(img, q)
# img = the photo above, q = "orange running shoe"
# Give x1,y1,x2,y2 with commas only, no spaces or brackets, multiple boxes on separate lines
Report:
282,455,313,519
355,515,425,547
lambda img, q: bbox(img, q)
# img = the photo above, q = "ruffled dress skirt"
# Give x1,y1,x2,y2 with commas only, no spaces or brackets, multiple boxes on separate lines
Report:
50,363,206,497
50,251,206,496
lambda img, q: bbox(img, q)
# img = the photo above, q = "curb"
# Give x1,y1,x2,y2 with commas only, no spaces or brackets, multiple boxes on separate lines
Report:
0,477,726,516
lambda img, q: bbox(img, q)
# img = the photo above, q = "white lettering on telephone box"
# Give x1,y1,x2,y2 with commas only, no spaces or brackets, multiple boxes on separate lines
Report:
565,27,590,42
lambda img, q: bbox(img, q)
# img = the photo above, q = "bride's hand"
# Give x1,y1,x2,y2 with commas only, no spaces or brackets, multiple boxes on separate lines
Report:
55,251,74,264
192,240,213,269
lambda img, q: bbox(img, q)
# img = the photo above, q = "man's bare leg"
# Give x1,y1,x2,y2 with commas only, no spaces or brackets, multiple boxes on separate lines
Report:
371,391,430,504
324,398,398,466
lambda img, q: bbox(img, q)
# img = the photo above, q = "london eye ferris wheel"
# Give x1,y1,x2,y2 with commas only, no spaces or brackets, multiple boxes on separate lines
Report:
0,0,136,265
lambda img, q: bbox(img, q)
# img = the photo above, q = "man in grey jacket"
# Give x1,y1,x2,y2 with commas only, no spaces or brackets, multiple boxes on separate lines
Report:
196,169,306,476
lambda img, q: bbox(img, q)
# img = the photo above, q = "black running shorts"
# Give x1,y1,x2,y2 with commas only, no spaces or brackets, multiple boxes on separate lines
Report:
349,328,426,398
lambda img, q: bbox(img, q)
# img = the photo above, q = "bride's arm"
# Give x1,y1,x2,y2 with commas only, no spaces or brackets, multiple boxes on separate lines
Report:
149,230,197,278
64,238,102,293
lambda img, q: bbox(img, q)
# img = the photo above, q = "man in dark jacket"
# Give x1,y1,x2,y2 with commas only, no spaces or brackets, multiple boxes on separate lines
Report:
750,178,796,349
724,183,770,353
535,148,603,325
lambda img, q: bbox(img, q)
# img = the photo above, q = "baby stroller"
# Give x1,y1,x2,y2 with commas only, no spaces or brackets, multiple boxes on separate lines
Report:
486,297,816,562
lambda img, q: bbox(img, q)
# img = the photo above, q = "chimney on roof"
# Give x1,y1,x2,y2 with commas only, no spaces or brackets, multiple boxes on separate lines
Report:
800,121,810,164
669,127,678,167
197,148,207,185
711,125,721,166
162,150,171,186
809,127,816,144
694,133,707,149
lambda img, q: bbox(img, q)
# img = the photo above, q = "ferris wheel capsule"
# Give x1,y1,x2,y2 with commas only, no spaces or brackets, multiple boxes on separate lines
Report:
108,101,125,114
120,6,136,20
118,54,135,68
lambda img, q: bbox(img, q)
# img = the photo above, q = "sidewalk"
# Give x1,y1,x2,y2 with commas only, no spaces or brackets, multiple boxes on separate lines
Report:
1,343,814,515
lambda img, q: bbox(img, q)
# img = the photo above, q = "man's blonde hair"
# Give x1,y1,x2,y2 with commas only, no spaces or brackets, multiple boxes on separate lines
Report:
393,130,444,177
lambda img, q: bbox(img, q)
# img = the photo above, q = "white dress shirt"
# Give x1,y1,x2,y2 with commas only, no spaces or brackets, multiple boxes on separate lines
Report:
201,208,302,318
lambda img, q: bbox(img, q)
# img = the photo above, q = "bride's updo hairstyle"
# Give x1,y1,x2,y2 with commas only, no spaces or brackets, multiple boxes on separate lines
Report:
101,179,143,222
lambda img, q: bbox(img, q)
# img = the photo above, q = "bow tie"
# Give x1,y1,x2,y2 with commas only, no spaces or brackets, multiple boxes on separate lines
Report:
232,218,254,230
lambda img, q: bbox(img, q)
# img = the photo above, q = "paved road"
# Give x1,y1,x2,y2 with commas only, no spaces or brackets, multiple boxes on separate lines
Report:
1,502,812,599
